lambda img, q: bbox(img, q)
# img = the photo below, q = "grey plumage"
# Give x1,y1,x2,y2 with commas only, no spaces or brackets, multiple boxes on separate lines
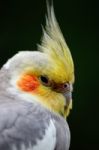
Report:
0,2,73,149
0,100,70,150
0,67,70,150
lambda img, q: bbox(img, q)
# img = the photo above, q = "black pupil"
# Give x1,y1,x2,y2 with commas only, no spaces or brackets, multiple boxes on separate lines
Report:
40,76,48,84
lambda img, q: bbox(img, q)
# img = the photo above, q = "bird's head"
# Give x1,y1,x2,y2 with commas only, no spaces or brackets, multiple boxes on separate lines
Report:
3,4,74,118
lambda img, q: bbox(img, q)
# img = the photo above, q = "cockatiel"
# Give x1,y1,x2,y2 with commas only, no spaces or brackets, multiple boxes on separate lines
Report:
0,2,74,150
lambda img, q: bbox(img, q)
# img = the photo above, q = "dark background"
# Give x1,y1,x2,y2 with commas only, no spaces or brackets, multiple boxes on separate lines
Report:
0,0,99,149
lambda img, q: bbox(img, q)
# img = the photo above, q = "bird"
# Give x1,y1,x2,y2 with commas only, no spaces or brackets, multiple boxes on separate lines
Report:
0,2,74,150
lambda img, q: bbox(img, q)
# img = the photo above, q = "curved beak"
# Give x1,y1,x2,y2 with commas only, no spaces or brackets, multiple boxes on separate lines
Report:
52,81,73,117
64,83,73,107
52,82,73,106
64,91,72,106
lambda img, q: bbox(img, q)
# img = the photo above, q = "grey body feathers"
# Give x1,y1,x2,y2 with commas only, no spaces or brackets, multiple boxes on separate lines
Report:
0,68,70,150
0,99,70,150
0,1,72,149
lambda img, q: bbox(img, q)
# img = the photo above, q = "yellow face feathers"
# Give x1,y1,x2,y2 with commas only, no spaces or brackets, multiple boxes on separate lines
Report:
15,3,74,118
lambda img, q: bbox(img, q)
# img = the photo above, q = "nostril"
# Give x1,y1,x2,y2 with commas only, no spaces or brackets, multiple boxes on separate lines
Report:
63,83,69,89
64,83,68,88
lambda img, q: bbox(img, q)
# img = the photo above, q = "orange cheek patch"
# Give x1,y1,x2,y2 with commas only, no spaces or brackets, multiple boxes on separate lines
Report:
17,74,40,92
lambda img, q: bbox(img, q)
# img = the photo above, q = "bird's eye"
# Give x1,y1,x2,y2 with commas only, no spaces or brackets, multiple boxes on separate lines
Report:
40,75,50,86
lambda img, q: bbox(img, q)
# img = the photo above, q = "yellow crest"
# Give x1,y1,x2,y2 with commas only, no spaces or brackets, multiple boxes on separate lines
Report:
38,2,74,83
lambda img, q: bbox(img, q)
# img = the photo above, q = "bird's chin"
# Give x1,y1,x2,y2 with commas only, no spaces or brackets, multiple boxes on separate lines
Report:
63,99,72,118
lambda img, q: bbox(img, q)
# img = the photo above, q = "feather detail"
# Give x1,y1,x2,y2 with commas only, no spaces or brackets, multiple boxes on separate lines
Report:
38,1,74,74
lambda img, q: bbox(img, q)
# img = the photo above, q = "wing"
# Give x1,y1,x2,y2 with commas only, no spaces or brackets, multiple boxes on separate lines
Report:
0,98,70,150
0,100,56,150
53,115,70,150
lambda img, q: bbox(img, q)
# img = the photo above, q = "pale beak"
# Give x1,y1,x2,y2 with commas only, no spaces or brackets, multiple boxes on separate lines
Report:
52,81,73,106
64,91,72,106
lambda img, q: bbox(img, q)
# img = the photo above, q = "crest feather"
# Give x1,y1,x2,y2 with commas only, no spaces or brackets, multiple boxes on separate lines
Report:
38,2,74,72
